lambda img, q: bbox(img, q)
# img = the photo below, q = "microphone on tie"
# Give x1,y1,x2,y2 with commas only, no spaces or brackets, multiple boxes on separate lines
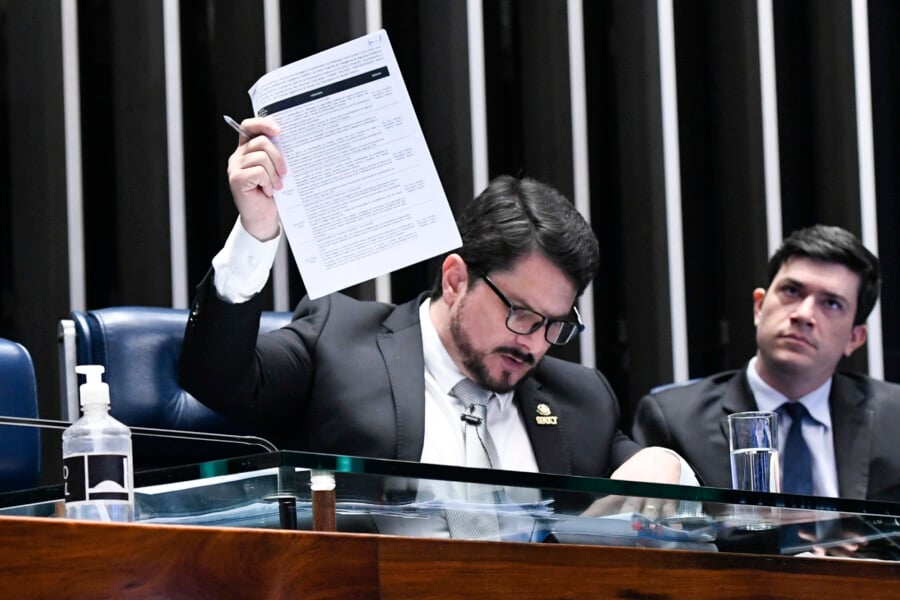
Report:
445,378,502,540
461,411,484,426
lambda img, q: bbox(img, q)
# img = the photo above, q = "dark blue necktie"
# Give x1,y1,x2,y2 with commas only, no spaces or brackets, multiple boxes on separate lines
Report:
780,402,813,495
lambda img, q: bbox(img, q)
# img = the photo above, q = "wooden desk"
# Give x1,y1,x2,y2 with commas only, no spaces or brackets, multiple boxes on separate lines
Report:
1,516,897,599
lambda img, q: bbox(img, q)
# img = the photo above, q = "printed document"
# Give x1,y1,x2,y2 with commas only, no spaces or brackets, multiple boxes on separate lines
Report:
247,30,461,299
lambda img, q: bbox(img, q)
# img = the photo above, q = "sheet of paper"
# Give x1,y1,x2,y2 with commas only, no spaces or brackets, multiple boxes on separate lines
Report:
247,30,461,299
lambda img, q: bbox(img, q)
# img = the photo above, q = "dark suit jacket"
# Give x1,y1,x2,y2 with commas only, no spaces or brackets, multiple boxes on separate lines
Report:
631,367,900,502
178,273,640,477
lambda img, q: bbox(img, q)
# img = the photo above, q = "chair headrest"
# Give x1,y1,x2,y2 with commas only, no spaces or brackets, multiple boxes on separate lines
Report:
0,338,41,491
71,306,292,435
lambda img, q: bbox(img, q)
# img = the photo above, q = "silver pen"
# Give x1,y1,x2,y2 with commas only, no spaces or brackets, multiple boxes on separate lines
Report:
223,114,254,139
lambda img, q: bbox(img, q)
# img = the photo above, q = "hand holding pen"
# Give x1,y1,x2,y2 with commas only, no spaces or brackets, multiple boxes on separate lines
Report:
223,114,255,139
223,115,287,242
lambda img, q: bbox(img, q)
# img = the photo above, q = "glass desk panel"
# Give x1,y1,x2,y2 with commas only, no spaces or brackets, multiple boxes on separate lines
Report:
1,450,898,560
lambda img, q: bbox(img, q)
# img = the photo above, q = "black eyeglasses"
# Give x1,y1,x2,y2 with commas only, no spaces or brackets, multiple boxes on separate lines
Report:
478,273,584,346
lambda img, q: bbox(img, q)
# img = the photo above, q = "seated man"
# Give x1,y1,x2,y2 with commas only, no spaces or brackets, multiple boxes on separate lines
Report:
178,117,692,531
632,224,900,502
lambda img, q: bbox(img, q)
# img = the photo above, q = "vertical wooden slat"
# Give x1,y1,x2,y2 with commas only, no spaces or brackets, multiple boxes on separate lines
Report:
468,0,489,196
368,0,391,303
851,0,883,379
657,0,688,383
567,0,595,369
62,0,85,312
163,0,187,309
758,0,783,256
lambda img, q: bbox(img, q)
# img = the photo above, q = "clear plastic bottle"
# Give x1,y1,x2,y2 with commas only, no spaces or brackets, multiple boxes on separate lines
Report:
62,365,134,522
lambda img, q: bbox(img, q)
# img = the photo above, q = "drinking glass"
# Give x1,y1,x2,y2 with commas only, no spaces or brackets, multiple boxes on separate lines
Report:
728,411,781,493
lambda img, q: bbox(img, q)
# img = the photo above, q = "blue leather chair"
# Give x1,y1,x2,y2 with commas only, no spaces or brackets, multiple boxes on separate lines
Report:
0,338,41,492
648,378,702,395
59,306,292,469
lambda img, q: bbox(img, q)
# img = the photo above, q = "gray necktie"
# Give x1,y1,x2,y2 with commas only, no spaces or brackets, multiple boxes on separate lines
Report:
454,379,500,469
445,378,501,539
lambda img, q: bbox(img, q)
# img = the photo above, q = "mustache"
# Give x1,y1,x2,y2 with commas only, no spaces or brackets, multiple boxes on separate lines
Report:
495,346,535,365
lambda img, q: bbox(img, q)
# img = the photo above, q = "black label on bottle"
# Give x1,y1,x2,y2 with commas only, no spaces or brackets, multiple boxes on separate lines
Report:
63,454,130,503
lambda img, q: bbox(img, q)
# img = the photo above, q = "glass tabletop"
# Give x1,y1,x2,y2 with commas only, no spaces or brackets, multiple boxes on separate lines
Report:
2,450,898,560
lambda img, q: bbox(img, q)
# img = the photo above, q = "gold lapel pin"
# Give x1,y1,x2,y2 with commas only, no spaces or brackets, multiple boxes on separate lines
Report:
535,403,558,425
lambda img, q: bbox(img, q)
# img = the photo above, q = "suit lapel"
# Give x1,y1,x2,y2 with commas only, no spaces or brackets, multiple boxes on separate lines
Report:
830,374,871,498
516,378,571,474
719,369,873,498
378,294,428,462
719,369,759,441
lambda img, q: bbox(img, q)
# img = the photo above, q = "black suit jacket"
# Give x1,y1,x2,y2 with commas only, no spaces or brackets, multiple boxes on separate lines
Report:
178,273,640,477
631,367,900,502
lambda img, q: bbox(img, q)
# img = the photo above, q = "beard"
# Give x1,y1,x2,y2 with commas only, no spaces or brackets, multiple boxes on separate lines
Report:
449,294,537,393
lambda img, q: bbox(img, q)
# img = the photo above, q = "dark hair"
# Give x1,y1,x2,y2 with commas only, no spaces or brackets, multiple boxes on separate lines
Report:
766,224,881,325
430,175,599,299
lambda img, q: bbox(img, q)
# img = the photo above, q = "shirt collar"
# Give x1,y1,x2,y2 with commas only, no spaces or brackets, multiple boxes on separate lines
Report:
419,298,514,410
746,356,832,428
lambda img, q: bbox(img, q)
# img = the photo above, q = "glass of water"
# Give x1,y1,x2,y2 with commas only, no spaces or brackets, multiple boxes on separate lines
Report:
728,411,781,493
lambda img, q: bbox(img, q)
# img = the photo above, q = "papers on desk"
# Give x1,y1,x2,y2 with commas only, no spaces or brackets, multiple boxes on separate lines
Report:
133,465,715,548
137,489,716,550
534,512,717,550
246,30,461,299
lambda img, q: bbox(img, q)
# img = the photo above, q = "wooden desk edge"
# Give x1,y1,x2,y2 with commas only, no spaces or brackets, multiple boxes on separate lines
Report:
0,516,896,599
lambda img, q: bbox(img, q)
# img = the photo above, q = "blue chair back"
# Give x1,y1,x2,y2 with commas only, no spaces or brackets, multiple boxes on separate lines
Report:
67,306,292,468
649,378,702,395
0,338,41,492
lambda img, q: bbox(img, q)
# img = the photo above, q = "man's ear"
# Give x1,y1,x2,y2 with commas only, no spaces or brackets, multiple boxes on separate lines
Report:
752,288,766,326
440,254,469,304
844,324,868,357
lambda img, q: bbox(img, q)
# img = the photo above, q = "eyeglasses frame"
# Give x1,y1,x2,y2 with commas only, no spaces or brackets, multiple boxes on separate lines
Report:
476,271,585,346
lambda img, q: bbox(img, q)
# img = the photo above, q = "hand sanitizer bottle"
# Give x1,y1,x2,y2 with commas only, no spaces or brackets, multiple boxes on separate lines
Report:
62,365,134,522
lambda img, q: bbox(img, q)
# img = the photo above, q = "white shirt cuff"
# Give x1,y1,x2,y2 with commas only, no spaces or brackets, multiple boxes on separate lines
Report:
676,455,700,486
650,447,701,487
657,449,704,518
212,218,282,303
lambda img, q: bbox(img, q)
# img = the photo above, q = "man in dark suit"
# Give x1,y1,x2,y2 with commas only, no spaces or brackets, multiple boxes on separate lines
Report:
178,116,687,494
632,225,900,503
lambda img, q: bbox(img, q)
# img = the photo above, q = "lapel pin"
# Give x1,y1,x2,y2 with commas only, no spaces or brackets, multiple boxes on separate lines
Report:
535,403,558,425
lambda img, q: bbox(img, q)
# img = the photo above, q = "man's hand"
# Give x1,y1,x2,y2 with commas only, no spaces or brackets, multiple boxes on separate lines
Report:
794,522,866,558
226,116,288,242
610,446,682,484
581,447,684,520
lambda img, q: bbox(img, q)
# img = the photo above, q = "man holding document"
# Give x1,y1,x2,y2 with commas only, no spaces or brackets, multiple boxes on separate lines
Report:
178,114,691,490
179,34,696,543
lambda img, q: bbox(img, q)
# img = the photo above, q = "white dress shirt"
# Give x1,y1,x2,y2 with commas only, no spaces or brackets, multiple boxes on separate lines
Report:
418,299,539,471
211,219,282,303
746,357,840,497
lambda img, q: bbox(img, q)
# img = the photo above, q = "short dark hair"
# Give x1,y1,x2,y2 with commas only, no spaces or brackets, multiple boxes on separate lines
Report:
766,224,881,325
430,175,599,299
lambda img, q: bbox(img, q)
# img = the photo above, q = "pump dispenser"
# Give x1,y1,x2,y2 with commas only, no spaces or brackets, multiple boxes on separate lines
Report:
62,365,134,522
76,365,110,407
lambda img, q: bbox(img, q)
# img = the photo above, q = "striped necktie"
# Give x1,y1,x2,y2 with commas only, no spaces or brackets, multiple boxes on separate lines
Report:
454,378,499,469
445,378,501,539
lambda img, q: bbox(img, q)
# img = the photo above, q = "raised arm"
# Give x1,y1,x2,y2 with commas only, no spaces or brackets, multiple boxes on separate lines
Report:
226,116,287,242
